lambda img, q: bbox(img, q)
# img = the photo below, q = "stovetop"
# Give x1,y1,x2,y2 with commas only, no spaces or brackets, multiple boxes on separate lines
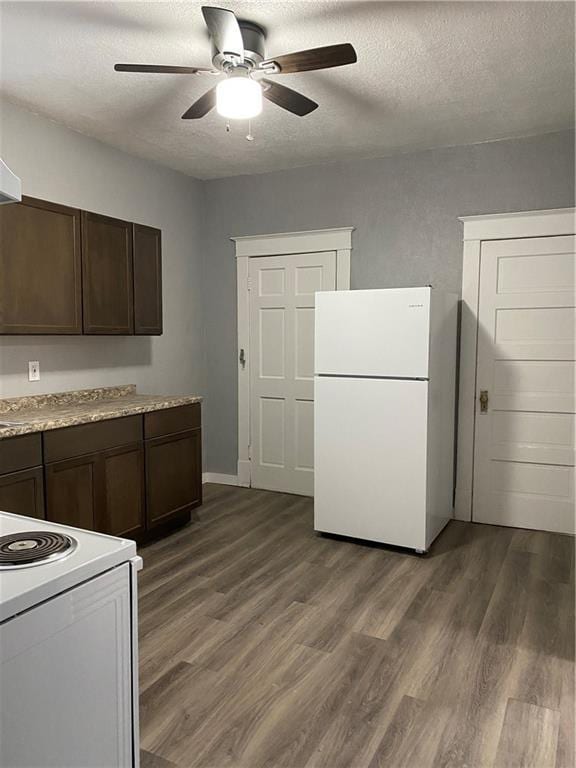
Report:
0,511,138,622
0,531,77,569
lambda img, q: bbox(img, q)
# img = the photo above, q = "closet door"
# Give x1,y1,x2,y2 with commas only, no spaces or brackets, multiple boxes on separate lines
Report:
82,211,134,334
473,235,575,534
248,251,336,496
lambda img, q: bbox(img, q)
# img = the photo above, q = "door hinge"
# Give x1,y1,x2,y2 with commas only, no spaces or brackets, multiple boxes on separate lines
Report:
247,275,253,291
248,444,252,460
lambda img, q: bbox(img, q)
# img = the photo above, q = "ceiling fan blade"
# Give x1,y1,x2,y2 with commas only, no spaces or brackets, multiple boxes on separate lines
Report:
181,86,218,119
115,64,216,74
201,6,244,61
261,43,357,74
262,79,318,117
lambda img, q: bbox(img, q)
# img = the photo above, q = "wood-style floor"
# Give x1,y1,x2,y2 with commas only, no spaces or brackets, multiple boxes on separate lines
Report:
138,484,575,768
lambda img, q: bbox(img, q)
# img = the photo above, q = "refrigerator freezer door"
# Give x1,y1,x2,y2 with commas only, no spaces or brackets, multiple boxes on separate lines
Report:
314,376,428,549
315,287,431,379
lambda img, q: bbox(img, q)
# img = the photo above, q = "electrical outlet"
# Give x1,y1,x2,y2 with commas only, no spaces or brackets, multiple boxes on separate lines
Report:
28,361,40,382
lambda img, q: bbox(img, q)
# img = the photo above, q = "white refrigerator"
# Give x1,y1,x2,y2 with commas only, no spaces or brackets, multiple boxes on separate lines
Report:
314,287,458,552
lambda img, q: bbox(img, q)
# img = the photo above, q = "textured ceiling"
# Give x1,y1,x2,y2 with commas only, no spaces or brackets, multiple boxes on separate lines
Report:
1,1,574,179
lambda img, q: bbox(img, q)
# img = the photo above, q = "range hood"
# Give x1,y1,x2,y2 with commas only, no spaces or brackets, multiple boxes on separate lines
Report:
0,158,22,204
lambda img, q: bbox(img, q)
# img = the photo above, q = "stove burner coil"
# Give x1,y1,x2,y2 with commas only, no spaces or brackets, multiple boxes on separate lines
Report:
0,531,77,568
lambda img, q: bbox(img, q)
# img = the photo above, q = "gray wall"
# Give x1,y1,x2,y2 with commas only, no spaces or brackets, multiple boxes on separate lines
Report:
0,102,573,475
203,129,575,475
0,100,206,403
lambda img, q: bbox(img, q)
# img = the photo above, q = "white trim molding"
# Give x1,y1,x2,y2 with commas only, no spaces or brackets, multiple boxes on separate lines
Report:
455,207,576,522
233,226,353,488
203,473,240,486
460,208,576,241
232,227,353,258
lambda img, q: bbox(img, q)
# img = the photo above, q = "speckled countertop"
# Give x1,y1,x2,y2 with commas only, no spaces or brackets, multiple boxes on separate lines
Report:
0,385,202,439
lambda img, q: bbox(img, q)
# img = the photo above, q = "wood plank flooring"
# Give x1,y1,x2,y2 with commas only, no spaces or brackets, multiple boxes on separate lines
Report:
138,484,575,768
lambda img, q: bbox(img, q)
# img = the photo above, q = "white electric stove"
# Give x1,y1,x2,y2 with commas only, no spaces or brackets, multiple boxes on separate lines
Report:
0,511,142,768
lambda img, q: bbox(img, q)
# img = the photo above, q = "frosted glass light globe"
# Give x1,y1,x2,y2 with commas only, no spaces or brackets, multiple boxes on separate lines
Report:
216,76,262,120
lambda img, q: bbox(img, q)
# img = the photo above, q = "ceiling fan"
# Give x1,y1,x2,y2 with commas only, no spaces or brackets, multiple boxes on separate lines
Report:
114,6,357,121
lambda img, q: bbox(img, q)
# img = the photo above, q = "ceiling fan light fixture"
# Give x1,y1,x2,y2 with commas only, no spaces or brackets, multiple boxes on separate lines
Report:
216,76,262,119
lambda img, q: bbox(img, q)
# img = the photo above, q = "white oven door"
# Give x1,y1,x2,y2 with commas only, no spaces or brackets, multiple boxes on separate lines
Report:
0,562,137,768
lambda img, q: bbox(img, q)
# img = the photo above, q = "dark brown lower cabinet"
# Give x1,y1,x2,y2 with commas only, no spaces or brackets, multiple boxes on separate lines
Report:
0,467,45,520
45,443,145,538
146,429,202,530
102,444,145,539
45,453,99,531
1,405,201,541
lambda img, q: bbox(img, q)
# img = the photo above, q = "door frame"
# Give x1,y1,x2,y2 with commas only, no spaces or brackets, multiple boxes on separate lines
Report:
454,207,576,522
232,227,353,487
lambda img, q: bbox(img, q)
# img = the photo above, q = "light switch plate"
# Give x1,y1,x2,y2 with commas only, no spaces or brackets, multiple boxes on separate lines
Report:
28,361,40,382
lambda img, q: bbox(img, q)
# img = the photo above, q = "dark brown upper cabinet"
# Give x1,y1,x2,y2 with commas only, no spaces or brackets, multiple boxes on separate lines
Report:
0,196,82,334
1,197,163,336
133,223,163,335
81,211,134,335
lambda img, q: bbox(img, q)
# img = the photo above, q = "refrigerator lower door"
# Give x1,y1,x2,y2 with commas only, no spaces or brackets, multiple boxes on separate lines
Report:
314,376,428,550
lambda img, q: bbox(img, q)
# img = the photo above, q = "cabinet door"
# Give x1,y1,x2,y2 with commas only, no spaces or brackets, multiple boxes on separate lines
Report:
0,197,82,334
102,443,145,539
133,224,162,335
145,429,202,529
45,454,100,530
0,467,45,520
82,211,134,334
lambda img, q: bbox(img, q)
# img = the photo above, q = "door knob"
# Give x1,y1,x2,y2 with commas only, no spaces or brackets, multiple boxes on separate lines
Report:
479,390,489,413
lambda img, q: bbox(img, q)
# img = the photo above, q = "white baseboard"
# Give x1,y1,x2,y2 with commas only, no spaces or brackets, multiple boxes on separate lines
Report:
202,472,240,486
237,460,251,488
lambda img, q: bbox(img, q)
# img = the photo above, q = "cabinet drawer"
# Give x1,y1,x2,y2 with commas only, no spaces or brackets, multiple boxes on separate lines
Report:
44,416,143,463
144,404,201,439
0,434,43,474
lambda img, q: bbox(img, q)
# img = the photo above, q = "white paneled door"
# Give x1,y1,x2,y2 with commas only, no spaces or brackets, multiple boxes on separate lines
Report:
473,235,575,533
249,252,336,495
